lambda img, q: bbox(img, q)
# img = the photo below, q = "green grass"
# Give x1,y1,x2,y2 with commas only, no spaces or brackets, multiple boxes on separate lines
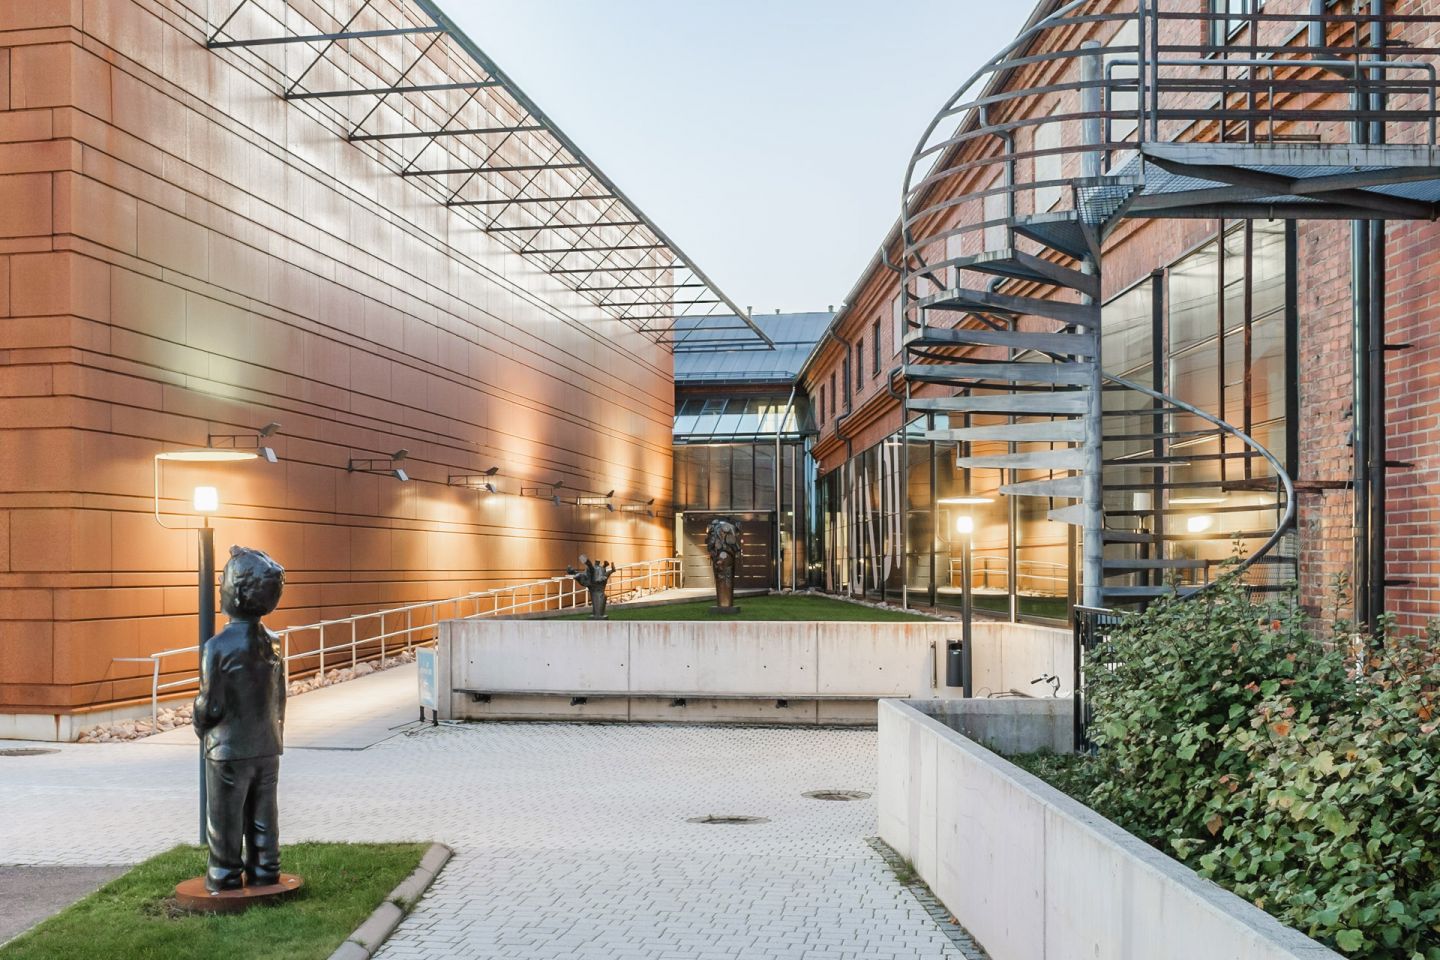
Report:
952,592,1071,622
562,593,938,622
0,843,429,960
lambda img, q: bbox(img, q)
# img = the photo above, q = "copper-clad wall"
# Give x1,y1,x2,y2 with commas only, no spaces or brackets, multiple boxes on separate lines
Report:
0,1,674,732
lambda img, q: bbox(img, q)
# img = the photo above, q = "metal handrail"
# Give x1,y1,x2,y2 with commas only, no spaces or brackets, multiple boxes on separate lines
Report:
115,556,682,730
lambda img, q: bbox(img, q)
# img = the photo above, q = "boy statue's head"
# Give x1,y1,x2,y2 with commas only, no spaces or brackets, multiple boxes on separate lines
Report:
220,546,285,619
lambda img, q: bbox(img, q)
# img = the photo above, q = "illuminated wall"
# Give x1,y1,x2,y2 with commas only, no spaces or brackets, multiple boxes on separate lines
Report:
0,2,673,734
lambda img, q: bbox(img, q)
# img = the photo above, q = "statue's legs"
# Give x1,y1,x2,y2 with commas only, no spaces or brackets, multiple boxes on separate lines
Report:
205,756,282,890
243,756,281,885
204,759,249,891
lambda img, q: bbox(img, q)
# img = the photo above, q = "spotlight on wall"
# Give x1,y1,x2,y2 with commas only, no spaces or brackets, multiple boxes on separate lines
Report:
577,489,616,511
349,449,410,482
449,468,502,495
621,497,657,517
205,421,283,463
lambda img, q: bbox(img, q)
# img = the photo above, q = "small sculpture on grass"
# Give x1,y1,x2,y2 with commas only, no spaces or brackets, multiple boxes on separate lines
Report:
568,555,616,620
180,546,303,911
706,517,743,614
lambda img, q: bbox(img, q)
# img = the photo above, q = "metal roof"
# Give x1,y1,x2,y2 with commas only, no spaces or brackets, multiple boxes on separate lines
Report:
674,313,834,385
205,0,771,351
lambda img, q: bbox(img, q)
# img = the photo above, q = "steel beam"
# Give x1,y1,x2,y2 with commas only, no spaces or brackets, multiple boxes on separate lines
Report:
526,243,667,255
1142,154,1436,219
487,220,643,233
448,194,617,206
350,124,544,141
402,162,586,177
286,80,502,100
209,26,442,48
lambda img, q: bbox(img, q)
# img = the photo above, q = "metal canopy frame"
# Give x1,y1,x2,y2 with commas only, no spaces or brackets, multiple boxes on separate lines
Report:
206,0,772,352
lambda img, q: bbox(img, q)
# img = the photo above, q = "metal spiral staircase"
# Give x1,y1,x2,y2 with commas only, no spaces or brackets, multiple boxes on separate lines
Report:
897,0,1440,611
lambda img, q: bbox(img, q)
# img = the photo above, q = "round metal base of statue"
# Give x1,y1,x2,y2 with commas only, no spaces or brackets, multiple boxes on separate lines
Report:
174,874,304,913
709,606,741,616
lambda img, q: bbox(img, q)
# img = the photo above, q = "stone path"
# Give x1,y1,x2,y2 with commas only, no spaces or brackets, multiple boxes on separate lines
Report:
1,685,982,958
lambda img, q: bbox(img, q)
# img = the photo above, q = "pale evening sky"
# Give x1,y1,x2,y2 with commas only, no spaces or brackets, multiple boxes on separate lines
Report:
447,2,1035,315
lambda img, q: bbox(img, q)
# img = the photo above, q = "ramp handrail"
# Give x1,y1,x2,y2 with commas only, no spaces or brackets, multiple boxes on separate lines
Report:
114,556,682,729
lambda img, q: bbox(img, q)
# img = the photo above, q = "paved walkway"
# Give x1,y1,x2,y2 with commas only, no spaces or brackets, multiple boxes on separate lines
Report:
1,673,980,959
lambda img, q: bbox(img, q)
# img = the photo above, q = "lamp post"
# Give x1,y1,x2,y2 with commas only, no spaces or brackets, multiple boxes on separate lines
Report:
154,451,258,845
939,496,993,698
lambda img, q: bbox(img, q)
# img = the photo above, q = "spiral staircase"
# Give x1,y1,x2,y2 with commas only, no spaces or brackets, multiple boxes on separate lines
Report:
897,0,1440,611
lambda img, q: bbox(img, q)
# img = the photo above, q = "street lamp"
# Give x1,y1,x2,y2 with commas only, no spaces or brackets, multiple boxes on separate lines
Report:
153,448,258,845
938,496,993,697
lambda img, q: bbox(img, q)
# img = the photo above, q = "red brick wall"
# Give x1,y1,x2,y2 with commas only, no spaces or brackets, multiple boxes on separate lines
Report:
0,0,675,726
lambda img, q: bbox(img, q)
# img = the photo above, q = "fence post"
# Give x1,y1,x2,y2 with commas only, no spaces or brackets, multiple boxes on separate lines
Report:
351,619,358,669
151,658,159,729
407,608,413,651
283,633,290,683
319,623,326,678
380,613,386,662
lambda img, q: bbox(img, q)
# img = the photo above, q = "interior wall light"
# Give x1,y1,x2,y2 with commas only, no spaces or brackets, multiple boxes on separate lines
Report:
1187,514,1215,533
349,448,410,482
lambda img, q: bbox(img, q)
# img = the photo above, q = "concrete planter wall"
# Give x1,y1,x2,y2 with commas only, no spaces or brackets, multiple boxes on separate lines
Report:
877,699,1344,960
435,619,1071,724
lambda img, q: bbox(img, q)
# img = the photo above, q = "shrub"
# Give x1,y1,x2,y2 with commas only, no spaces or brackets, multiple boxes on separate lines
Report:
1084,575,1440,958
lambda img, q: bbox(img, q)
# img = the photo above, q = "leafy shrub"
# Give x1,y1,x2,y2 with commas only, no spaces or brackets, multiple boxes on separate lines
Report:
1084,575,1440,958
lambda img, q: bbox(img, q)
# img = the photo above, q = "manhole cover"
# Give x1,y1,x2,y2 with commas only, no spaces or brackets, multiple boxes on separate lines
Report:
686,814,770,825
0,748,59,757
803,789,871,802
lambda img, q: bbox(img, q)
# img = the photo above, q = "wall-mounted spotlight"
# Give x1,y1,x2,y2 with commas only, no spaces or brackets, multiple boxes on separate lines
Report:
449,466,502,494
620,497,657,517
207,421,283,463
576,489,615,511
349,448,409,482
519,479,569,505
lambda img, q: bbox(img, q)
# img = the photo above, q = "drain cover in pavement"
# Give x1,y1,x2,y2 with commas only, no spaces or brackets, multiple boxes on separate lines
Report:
803,790,870,801
686,814,770,825
0,749,59,757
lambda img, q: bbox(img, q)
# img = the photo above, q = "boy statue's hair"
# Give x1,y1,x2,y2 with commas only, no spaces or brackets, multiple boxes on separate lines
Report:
220,546,285,618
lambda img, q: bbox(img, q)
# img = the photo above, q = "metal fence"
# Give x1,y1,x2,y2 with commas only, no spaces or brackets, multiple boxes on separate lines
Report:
116,557,682,729
1073,604,1123,751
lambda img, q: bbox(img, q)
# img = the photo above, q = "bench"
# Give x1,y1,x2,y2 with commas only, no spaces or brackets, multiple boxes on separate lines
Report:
453,688,909,708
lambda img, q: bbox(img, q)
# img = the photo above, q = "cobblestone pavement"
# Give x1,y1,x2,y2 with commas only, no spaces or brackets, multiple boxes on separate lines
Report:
0,723,977,959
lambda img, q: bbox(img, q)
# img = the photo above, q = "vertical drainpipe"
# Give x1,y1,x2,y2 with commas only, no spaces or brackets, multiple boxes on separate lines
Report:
1080,40,1106,609
1365,0,1387,631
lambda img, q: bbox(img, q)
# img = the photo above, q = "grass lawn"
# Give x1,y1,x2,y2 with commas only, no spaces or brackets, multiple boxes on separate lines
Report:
562,593,938,622
0,842,428,960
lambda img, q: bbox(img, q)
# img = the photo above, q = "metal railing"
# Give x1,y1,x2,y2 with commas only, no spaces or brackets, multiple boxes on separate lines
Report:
116,557,681,729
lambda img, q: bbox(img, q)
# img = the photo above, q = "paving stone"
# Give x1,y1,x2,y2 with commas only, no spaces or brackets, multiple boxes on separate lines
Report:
0,723,982,958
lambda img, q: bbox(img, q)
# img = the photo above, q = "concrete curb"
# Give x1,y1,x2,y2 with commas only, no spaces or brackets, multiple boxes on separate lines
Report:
328,843,452,960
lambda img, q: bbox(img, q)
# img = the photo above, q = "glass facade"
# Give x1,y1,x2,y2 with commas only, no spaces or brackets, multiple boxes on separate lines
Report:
811,220,1293,622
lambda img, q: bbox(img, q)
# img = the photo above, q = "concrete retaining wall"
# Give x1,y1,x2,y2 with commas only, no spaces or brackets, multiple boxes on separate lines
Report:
877,699,1343,960
435,618,1071,724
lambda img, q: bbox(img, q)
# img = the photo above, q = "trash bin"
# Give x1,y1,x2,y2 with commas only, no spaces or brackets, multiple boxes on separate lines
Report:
946,640,964,688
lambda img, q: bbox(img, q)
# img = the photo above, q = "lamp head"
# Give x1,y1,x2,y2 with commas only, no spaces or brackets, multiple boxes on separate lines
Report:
392,467,409,483
258,421,282,438
193,486,220,513
484,466,500,476
391,449,409,462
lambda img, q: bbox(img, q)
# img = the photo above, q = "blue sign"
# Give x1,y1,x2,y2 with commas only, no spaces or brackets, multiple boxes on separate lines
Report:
417,647,438,711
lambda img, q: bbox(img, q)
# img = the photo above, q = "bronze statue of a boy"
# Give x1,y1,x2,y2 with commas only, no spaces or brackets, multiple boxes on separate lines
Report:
192,546,287,892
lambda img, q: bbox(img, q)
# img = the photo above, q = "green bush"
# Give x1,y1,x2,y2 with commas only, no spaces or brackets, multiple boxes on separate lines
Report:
1084,575,1440,958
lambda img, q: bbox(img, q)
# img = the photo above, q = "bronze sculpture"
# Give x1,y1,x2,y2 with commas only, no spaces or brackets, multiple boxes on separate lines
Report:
192,546,287,893
705,517,742,613
567,555,615,619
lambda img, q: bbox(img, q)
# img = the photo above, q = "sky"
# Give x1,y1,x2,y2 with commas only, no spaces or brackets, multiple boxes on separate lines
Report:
447,1,1034,316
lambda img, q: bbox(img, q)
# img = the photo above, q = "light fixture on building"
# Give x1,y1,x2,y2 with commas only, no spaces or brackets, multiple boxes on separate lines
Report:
955,515,975,535
1170,495,1227,506
576,489,615,511
937,496,995,506
349,448,409,482
1187,514,1216,533
206,421,282,463
449,466,501,494
621,497,656,517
